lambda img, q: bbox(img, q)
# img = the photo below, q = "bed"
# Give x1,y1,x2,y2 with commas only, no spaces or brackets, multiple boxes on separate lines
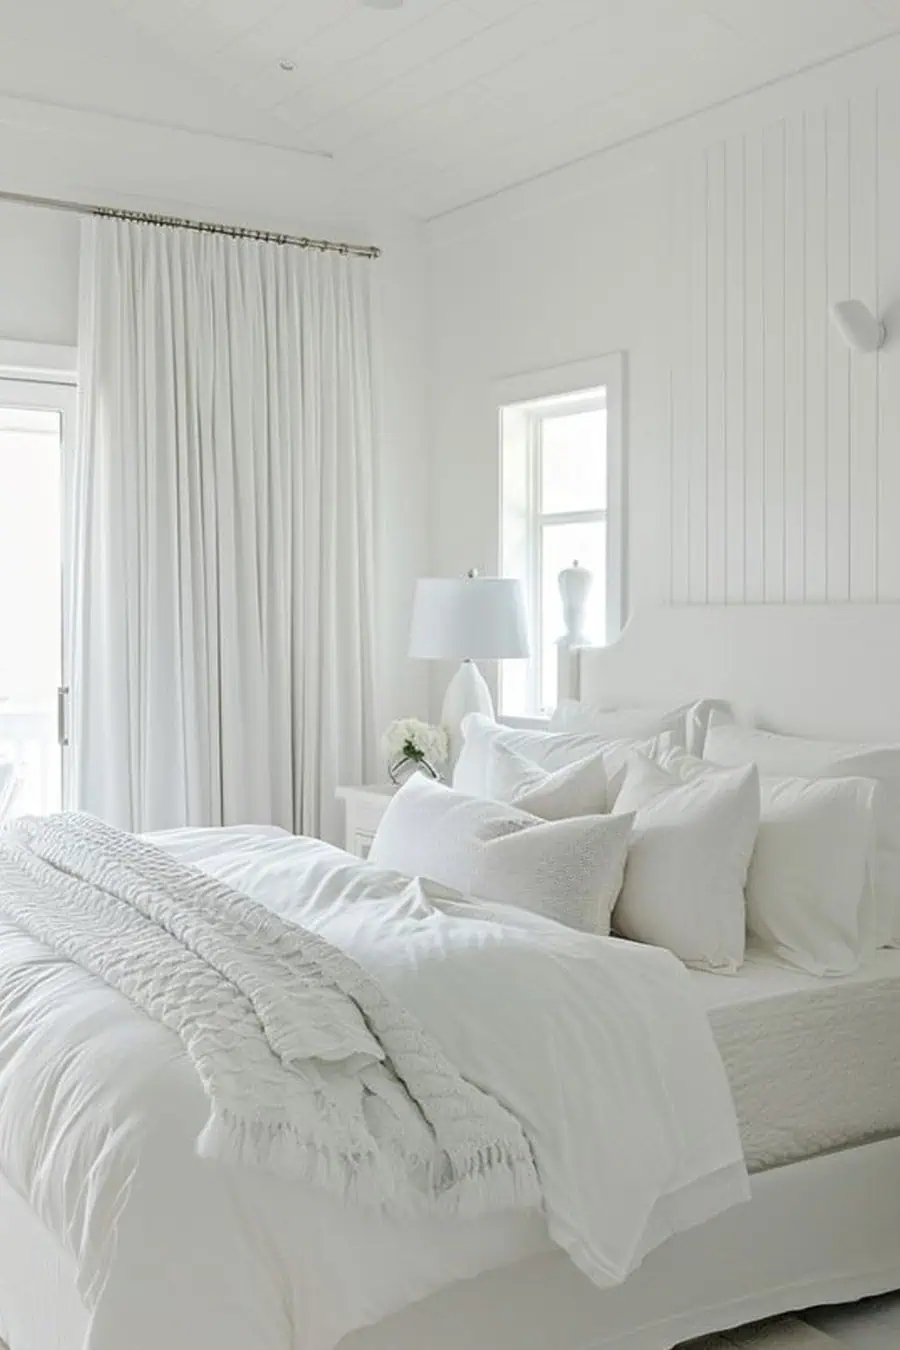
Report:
3,602,900,1350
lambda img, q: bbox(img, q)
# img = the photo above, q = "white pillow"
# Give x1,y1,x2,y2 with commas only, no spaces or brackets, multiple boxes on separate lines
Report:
749,776,877,976
370,773,634,934
551,699,713,756
454,712,675,808
704,712,900,948
611,752,760,972
484,741,607,818
659,746,878,976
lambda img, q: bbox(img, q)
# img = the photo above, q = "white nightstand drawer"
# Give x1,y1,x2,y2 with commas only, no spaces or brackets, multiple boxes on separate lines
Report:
335,784,397,859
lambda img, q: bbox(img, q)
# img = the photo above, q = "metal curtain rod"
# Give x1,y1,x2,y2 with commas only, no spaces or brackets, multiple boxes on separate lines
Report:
0,189,381,259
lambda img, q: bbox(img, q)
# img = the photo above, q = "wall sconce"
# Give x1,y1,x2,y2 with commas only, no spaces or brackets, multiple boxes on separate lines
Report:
830,299,886,353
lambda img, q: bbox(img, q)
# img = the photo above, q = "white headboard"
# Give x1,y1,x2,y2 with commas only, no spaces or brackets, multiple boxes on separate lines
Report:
559,604,900,743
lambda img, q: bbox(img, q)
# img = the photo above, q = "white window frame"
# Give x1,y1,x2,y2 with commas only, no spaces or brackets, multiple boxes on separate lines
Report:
494,353,625,719
0,340,77,386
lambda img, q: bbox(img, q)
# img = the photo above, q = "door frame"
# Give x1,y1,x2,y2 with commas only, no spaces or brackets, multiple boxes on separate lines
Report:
0,342,78,809
0,341,76,385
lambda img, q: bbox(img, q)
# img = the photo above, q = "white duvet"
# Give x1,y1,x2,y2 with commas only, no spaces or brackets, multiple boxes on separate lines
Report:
0,826,748,1350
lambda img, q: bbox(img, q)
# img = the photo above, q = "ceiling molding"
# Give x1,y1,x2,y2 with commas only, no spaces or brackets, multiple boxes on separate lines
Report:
0,94,358,234
0,94,330,163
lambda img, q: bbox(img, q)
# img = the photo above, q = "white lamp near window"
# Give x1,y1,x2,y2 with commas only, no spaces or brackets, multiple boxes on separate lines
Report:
408,570,530,761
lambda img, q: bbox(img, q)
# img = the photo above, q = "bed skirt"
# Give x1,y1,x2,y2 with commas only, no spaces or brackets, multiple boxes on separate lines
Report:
2,1136,900,1350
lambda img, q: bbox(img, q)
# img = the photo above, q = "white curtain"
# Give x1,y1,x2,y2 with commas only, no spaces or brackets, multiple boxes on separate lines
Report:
69,217,377,840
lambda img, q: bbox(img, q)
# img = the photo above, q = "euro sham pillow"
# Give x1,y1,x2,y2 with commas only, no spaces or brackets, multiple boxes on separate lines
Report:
550,699,714,757
453,712,676,808
483,740,608,818
611,752,760,972
659,746,878,976
369,773,634,934
704,712,900,948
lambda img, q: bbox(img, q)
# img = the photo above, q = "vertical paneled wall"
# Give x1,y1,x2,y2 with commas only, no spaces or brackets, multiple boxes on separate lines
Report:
668,88,900,603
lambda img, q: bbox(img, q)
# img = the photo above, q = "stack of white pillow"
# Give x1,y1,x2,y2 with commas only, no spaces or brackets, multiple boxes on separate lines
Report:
370,702,900,978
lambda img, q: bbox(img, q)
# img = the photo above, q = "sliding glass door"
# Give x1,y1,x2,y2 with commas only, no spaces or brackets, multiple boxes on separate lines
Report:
0,376,75,818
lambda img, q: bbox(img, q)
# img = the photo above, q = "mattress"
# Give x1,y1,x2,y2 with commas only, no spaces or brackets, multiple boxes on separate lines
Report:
690,948,900,1171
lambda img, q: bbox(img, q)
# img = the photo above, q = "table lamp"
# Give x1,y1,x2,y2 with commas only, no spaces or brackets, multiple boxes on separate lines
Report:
408,570,530,762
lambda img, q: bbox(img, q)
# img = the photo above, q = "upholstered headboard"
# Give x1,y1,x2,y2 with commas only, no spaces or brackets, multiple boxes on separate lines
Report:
558,604,900,743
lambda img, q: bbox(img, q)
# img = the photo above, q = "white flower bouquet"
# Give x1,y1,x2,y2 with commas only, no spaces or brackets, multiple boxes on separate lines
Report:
382,718,449,784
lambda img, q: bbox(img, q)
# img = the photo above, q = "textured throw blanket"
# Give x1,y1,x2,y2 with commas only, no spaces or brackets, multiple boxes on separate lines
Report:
0,813,539,1217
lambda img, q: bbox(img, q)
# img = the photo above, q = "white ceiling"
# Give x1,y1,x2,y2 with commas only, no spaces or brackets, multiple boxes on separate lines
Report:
2,0,900,219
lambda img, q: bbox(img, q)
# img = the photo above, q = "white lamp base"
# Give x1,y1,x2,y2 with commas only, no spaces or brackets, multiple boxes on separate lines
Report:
441,660,495,765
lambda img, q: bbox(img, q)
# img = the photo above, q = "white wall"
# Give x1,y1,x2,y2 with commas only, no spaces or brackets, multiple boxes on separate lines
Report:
370,224,430,731
426,32,900,706
0,201,79,345
0,100,430,735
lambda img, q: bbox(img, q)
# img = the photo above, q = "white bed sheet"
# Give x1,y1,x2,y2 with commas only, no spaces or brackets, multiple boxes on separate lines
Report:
693,948,900,1171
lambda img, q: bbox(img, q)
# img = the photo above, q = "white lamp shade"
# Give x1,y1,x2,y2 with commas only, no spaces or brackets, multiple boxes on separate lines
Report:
408,576,530,660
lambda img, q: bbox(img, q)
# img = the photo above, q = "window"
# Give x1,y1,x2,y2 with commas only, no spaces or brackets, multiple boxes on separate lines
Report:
0,360,76,818
497,356,623,717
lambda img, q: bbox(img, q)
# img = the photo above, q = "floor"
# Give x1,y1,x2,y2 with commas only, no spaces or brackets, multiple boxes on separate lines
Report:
689,1293,900,1348
1,1297,897,1350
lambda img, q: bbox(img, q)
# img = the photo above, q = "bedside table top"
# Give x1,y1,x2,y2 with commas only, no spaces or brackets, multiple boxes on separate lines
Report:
335,783,398,803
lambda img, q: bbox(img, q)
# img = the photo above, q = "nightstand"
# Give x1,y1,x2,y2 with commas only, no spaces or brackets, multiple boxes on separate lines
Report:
335,784,397,859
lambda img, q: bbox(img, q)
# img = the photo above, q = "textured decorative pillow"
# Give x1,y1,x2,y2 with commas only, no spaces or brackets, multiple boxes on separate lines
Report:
659,746,878,976
611,752,760,971
370,773,634,934
550,699,713,756
704,712,900,948
454,712,676,808
483,741,607,818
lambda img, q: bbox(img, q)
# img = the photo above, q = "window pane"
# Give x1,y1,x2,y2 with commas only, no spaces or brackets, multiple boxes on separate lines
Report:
540,522,606,713
0,405,62,816
499,650,531,719
540,409,606,514
498,405,532,717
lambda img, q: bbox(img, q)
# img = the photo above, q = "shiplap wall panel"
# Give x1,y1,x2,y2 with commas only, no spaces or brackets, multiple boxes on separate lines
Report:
763,119,787,603
670,168,692,604
743,132,766,603
784,113,806,602
803,108,829,602
849,93,879,602
724,135,746,604
707,141,727,604
689,150,709,602
877,88,900,599
667,89,891,603
826,100,851,602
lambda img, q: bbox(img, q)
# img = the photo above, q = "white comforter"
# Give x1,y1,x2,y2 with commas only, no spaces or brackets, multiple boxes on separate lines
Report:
0,826,748,1350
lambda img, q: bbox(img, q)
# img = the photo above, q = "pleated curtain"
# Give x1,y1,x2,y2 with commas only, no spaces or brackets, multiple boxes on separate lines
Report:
69,216,377,840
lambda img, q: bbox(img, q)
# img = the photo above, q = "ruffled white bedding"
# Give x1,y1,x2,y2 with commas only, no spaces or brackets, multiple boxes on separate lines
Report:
0,825,748,1350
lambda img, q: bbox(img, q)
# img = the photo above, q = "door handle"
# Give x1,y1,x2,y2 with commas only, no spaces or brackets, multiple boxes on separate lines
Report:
57,685,70,747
